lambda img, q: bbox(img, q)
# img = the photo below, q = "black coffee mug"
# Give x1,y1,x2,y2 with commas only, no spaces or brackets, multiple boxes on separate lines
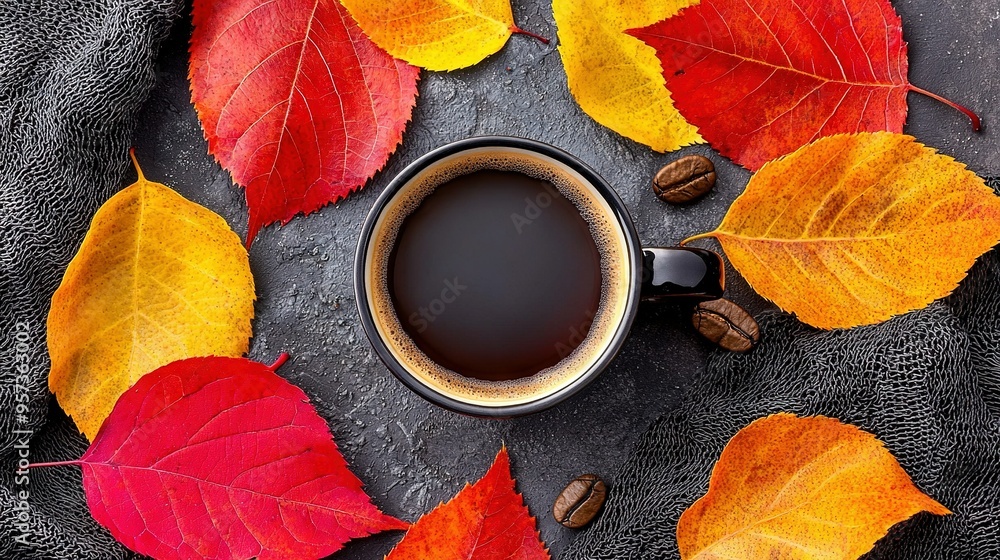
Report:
355,137,723,416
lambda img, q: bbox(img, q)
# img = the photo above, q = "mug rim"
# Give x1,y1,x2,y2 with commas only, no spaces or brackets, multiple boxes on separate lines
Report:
354,136,643,416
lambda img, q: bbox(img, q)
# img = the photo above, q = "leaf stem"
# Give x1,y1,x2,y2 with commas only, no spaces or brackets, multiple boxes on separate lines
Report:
129,148,146,182
681,232,717,246
908,85,982,131
510,25,549,45
268,352,290,371
27,460,83,469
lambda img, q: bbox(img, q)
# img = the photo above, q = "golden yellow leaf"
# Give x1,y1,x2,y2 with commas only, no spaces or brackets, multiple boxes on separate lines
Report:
679,414,949,560
340,0,532,71
685,132,1000,329
553,0,701,152
47,153,255,440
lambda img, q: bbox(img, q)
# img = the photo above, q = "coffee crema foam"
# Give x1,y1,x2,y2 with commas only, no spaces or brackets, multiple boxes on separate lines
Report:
367,147,632,406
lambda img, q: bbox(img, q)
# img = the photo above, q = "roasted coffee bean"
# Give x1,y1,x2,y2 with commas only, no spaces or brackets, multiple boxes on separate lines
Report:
553,474,607,529
653,155,716,204
692,298,760,352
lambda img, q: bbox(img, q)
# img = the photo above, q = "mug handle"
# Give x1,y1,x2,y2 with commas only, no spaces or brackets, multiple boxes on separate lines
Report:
640,247,725,302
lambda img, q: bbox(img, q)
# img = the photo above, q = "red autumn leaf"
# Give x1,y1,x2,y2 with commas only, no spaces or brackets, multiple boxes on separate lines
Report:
629,0,980,170
386,447,550,560
189,0,419,245
34,355,406,560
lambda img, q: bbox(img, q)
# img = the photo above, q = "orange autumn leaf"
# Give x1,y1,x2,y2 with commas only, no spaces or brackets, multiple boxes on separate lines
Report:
685,132,1000,329
386,447,549,560
678,414,950,560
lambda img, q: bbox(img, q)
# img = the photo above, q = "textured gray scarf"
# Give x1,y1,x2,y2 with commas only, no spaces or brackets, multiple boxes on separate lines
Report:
2,1,182,557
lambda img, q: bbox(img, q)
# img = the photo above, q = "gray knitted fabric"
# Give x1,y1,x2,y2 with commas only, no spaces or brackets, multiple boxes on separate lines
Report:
0,1,181,558
564,184,1000,560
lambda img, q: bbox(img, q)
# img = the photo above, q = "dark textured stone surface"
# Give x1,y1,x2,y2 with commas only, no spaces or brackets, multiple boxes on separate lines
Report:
128,1,999,557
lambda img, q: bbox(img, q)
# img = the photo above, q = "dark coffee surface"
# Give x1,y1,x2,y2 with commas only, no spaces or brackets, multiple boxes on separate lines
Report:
389,170,602,381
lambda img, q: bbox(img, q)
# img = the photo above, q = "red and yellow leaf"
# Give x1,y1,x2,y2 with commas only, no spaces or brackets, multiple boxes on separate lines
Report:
679,414,950,560
386,447,549,560
190,0,419,245
630,0,979,170
59,355,406,560
553,0,701,152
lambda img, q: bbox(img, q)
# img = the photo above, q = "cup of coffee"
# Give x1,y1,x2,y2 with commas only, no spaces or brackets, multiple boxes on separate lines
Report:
355,137,724,416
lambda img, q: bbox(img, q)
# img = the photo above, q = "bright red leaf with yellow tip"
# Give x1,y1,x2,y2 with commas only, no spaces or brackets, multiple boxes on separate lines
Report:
386,447,550,560
189,0,419,245
629,0,979,170
33,355,406,560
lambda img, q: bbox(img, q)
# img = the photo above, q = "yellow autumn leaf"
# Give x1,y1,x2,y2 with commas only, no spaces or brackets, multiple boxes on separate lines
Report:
47,153,255,440
685,132,1000,329
340,0,534,71
553,0,701,152
679,414,949,560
